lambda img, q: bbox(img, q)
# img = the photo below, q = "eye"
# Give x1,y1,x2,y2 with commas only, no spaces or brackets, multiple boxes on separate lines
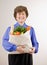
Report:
19,13,21,15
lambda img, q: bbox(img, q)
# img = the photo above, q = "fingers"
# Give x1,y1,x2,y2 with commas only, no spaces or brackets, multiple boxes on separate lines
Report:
21,45,25,48
16,46,35,54
16,46,24,53
18,45,25,48
29,47,35,54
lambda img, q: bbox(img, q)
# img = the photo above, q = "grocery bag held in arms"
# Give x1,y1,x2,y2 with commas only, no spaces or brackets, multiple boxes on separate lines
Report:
9,26,32,54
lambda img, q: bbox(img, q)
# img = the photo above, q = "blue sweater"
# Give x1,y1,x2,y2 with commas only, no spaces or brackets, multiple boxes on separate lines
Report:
2,22,39,53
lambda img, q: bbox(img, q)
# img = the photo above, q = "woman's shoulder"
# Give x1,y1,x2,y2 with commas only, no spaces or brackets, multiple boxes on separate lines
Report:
8,26,11,28
6,26,11,32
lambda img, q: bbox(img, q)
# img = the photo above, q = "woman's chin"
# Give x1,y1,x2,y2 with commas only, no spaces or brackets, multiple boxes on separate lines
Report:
19,22,24,26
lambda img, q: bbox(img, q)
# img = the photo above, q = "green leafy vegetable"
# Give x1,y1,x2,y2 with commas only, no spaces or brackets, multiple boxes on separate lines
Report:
13,26,26,34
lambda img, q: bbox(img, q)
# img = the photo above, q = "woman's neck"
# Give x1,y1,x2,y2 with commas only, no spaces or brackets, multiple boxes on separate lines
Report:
18,22,25,26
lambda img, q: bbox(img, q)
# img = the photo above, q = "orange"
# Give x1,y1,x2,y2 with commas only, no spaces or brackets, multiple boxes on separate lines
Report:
26,26,31,31
14,32,20,35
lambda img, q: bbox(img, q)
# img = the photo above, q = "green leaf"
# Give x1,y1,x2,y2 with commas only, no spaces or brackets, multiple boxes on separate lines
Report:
13,26,26,33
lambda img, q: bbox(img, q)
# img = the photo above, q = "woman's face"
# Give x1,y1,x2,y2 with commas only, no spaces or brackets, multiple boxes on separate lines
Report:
16,11,27,25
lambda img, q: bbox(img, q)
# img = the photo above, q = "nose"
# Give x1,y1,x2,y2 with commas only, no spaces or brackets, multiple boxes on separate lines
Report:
20,14,23,17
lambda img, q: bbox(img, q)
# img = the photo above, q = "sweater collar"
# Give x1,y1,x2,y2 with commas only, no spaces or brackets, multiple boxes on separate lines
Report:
14,22,28,28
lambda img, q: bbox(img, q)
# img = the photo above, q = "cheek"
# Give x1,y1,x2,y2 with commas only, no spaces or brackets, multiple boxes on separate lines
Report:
22,15,26,19
16,16,20,20
16,14,20,19
23,16,26,20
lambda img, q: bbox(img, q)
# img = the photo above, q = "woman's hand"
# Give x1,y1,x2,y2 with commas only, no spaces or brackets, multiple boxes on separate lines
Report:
29,47,36,54
16,45,25,53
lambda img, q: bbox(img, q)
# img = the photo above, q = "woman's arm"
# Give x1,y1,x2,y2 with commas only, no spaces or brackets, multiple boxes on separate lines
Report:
2,27,17,52
30,27,39,53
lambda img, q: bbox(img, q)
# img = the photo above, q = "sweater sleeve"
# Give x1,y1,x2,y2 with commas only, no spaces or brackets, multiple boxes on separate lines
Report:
30,27,39,53
2,27,17,52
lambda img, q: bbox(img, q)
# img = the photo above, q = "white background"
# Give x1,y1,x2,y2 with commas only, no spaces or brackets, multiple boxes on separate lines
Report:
0,0,47,65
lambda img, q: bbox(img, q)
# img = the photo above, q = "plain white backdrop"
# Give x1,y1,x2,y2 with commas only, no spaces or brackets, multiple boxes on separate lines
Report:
0,0,47,65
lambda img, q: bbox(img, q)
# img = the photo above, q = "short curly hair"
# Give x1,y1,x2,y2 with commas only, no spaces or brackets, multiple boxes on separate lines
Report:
14,5,28,19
